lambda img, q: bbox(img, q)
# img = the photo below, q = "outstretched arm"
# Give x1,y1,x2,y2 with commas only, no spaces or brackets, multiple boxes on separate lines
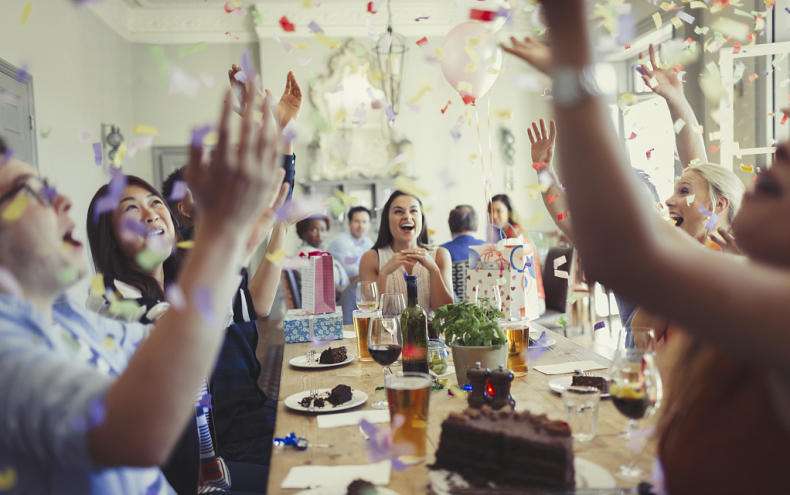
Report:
89,85,285,465
527,0,790,373
639,44,707,167
527,118,573,239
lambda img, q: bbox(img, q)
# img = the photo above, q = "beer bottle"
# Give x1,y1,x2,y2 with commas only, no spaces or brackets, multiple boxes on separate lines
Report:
401,274,429,373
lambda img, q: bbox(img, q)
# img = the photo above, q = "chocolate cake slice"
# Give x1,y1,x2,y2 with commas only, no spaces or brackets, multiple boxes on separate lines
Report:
571,375,608,394
319,345,348,364
433,406,575,490
327,384,353,406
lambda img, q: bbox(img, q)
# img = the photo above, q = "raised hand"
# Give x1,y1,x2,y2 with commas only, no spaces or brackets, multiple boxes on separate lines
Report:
639,44,684,103
528,118,556,164
266,71,302,130
500,36,552,75
186,83,281,236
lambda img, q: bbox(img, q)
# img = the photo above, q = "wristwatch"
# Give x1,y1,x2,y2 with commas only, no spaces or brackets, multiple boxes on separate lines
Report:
552,65,603,107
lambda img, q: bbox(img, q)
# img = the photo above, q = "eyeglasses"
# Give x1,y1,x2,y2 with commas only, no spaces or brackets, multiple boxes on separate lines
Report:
0,176,56,208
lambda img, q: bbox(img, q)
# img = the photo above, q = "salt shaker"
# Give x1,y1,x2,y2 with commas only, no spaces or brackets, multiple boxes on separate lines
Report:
467,362,489,409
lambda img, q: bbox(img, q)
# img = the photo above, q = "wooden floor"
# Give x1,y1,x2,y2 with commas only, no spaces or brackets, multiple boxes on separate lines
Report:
267,322,657,494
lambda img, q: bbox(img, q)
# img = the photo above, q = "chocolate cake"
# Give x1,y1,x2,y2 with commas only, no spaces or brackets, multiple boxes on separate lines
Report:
433,406,575,490
319,345,348,364
327,384,353,406
571,375,608,394
346,478,377,495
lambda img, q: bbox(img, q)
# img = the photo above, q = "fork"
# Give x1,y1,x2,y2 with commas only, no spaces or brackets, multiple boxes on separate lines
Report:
305,349,316,365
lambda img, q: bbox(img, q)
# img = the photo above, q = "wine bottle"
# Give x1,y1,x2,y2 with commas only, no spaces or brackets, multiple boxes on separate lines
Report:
400,274,429,373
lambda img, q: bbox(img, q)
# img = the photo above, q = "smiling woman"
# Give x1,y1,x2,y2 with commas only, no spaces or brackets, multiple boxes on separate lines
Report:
359,190,454,313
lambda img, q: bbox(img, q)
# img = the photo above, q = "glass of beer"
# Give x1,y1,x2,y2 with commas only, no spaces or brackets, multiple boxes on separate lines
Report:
500,319,529,376
385,371,431,464
353,309,377,362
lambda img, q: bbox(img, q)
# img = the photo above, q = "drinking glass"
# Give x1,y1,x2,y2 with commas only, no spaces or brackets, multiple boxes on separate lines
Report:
368,315,402,409
352,309,378,362
379,292,406,318
356,281,379,312
471,283,503,312
608,327,663,480
385,371,431,464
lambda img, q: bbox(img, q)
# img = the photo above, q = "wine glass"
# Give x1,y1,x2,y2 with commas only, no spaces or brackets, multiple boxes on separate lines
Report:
608,327,663,480
356,281,379,312
379,292,406,318
368,315,403,409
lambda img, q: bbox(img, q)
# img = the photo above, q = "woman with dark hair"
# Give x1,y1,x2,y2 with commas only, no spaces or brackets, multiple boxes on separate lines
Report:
87,172,289,494
486,192,546,305
359,190,453,312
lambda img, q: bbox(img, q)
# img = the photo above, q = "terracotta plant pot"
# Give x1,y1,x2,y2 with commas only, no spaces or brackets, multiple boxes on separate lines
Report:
450,343,507,387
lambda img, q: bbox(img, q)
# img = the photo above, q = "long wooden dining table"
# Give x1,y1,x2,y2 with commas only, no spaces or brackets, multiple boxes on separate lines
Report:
267,322,657,494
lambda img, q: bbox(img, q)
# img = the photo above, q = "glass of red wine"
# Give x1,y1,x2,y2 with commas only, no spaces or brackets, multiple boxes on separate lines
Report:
608,327,663,480
368,315,403,409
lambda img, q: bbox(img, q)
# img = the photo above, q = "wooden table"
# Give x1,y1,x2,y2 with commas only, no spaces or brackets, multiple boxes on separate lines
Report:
268,322,657,493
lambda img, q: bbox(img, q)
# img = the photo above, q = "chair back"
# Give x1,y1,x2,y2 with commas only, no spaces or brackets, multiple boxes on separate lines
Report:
542,246,574,313
451,260,470,302
281,269,301,309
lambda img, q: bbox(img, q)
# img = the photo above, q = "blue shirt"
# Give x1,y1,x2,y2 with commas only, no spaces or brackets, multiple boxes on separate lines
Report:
0,293,174,495
327,232,373,279
441,234,485,263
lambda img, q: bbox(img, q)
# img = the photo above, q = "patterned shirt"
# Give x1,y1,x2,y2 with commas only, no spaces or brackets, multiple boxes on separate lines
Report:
0,293,173,495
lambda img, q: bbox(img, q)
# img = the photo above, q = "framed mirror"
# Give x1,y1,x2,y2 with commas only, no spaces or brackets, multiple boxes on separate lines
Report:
307,39,411,181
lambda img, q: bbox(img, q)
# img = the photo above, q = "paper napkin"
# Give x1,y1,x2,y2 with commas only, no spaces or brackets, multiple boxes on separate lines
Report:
280,460,391,489
316,409,390,429
533,360,608,375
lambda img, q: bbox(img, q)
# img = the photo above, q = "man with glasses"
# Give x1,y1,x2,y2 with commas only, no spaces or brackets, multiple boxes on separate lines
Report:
0,83,284,494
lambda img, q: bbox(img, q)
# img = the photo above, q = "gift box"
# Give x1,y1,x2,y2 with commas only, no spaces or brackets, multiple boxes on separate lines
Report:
283,309,343,343
301,251,336,315
468,239,543,320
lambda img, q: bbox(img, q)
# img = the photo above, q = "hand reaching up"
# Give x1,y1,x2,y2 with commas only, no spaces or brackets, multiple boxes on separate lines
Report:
500,36,552,75
639,44,684,104
267,71,301,130
528,118,556,165
186,83,282,237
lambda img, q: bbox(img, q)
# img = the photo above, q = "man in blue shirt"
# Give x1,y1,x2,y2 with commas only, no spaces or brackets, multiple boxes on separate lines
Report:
441,205,485,263
0,84,283,494
327,206,374,282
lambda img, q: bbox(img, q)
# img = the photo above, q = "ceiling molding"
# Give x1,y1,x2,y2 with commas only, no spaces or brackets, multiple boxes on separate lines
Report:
89,0,531,45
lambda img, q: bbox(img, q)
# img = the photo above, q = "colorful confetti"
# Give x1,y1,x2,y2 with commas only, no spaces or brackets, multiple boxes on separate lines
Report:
193,287,217,324
166,283,186,310
90,274,105,298
594,321,606,331
56,266,79,286
278,16,295,32
2,193,29,221
20,2,32,25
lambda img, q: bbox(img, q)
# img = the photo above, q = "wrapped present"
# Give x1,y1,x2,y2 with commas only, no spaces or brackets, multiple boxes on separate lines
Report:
301,251,336,314
467,238,542,320
283,309,343,343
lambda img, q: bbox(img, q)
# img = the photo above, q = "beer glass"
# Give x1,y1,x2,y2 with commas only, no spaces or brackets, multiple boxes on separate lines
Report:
500,319,529,376
353,309,378,362
385,371,431,464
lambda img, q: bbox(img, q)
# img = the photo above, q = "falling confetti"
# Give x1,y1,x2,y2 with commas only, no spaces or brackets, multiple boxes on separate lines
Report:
367,1,378,14
416,36,428,47
39,127,52,139
132,125,158,135
177,240,195,249
2,193,29,221
165,283,186,310
686,194,696,205
90,274,105,298
315,33,341,50
20,2,32,25
94,142,104,166
265,249,287,264
279,16,296,32
194,287,217,324
0,467,17,491
0,267,23,298
308,20,323,33
594,321,606,331
56,266,79,286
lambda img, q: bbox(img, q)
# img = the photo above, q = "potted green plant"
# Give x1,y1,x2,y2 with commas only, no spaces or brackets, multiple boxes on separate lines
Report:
434,300,508,386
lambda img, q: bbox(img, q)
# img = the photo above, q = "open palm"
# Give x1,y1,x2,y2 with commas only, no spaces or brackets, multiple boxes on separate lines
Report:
639,44,683,103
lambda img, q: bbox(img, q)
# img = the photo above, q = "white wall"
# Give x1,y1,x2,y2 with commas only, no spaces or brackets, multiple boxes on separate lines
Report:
256,35,555,249
0,2,138,299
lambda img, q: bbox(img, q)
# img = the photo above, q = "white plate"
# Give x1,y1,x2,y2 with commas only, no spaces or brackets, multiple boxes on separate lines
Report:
294,487,399,495
575,457,616,488
284,388,368,413
289,352,355,369
428,458,614,493
548,375,610,398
